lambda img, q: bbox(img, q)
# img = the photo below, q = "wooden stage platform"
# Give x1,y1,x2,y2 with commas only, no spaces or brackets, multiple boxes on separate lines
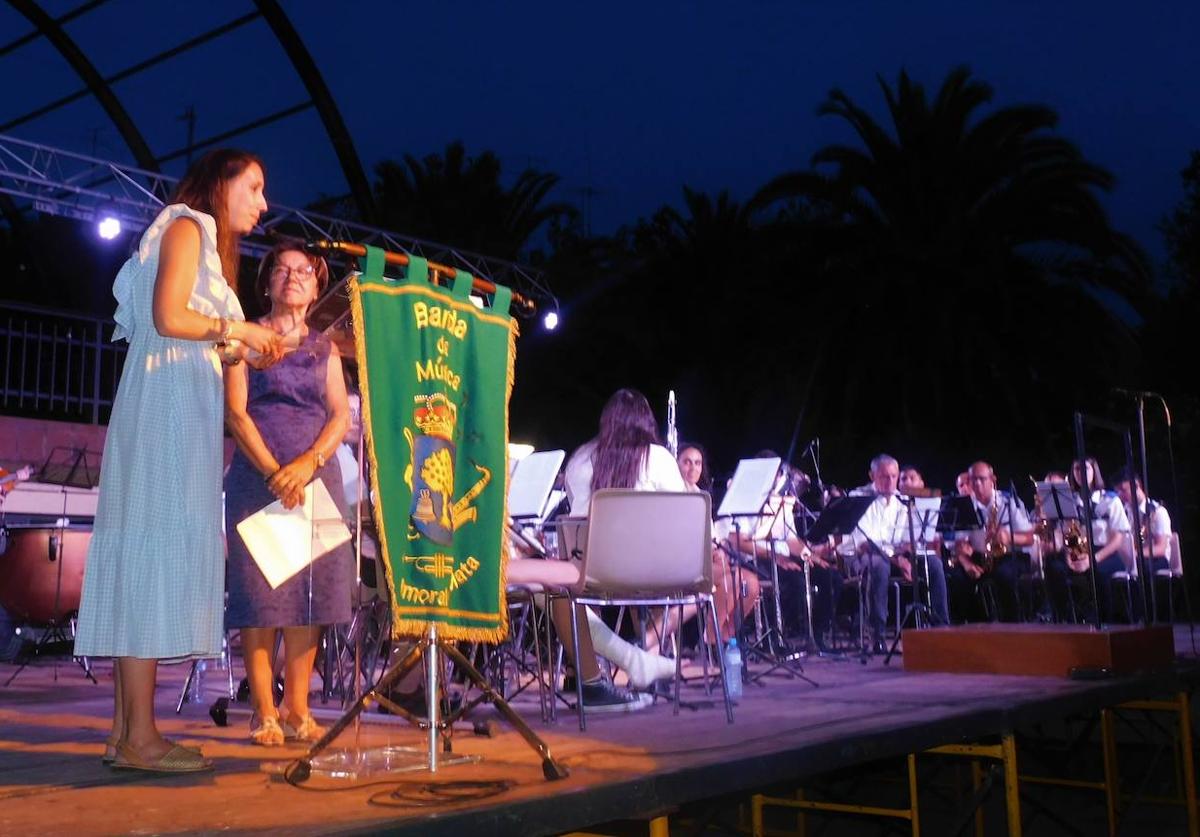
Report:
1,626,1198,836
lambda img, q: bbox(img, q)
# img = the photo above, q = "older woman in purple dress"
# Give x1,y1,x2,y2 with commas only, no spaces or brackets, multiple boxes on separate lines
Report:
224,242,353,746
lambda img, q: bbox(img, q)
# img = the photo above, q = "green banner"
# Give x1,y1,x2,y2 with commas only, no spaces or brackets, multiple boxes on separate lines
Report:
350,248,515,642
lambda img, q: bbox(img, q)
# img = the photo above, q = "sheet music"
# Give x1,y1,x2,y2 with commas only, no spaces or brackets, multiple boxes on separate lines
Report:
1034,481,1080,521
236,479,351,589
508,449,566,519
910,496,941,543
717,457,781,518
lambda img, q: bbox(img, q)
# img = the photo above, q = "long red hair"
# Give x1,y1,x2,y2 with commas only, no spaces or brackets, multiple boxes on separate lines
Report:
589,388,660,492
169,148,264,293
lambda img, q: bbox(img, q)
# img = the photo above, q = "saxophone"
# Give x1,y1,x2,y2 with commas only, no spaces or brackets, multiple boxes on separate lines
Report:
1063,518,1091,573
1031,478,1054,545
978,502,1007,573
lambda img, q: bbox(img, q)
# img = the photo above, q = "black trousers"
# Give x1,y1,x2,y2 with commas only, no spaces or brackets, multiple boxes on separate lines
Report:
1044,550,1127,623
947,552,1023,622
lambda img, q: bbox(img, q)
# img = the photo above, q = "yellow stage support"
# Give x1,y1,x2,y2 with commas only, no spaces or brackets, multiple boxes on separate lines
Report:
1019,691,1197,837
562,814,670,837
751,736,1021,837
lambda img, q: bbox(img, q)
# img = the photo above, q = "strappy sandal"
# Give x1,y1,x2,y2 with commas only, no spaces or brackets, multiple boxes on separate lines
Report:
283,715,325,743
112,742,213,774
101,735,119,766
249,714,285,747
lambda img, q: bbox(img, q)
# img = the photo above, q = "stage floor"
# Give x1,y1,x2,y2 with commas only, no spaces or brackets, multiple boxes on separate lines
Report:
1,626,1198,836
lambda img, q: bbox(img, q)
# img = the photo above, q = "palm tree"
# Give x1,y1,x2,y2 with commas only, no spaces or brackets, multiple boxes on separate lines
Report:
748,67,1151,474
373,141,575,260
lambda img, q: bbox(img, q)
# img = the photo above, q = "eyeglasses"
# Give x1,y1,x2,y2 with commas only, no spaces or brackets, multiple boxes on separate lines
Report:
270,264,316,281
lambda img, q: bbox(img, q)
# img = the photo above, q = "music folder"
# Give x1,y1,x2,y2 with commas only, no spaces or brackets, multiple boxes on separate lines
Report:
236,479,352,589
1034,481,1080,521
936,495,983,533
907,496,941,543
805,495,874,543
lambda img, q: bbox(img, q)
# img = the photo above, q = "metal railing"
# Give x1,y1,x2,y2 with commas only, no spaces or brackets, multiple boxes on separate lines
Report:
0,301,124,425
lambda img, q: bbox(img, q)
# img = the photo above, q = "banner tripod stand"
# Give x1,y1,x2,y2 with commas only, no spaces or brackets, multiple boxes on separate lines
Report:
285,622,568,783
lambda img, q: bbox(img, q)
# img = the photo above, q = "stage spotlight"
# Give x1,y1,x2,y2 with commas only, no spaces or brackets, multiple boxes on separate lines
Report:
542,310,559,331
97,214,121,240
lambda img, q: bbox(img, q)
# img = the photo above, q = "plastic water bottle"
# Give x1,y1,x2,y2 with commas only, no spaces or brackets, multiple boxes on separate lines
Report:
185,659,208,704
723,638,743,702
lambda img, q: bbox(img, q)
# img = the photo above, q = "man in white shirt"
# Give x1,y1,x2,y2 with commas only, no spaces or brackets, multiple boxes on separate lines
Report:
850,455,950,651
948,460,1033,622
1113,472,1172,573
1113,471,1173,620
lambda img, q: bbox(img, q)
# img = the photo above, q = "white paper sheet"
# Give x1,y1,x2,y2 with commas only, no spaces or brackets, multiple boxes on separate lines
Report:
717,457,782,518
236,479,352,589
508,449,566,519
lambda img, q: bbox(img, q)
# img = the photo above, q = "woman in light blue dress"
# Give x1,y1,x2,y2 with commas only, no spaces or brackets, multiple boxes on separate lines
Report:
75,150,283,773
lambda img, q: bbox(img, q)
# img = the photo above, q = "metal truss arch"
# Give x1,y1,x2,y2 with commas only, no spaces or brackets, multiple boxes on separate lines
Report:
6,0,159,172
0,134,554,309
253,0,378,225
5,1,378,224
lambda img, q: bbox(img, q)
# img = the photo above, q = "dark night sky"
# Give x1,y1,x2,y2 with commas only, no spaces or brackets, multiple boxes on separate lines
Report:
2,1,1198,267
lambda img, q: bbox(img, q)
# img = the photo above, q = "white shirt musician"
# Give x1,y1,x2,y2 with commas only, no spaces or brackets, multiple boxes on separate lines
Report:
564,440,683,515
722,459,841,648
850,455,951,634
1114,473,1171,572
947,461,1032,622
1044,457,1129,623
962,489,1033,556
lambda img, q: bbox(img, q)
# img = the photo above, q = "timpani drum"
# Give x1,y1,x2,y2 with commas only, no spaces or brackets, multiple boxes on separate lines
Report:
0,525,90,624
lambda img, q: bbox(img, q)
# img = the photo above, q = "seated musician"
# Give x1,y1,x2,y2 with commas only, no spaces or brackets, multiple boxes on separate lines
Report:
1113,471,1172,574
723,454,841,650
517,388,680,711
955,471,972,497
899,466,925,494
677,443,760,640
1043,457,1129,622
849,455,950,653
947,460,1033,622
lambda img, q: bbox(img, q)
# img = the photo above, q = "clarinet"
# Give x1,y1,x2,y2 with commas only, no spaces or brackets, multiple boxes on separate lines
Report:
666,390,679,458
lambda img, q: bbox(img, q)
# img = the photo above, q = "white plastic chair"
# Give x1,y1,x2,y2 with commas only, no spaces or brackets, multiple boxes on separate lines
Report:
559,490,734,731
1113,532,1185,622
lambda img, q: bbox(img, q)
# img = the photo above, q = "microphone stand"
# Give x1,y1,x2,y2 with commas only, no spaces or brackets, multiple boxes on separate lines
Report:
740,485,816,686
1116,390,1193,646
884,495,933,666
1006,480,1023,621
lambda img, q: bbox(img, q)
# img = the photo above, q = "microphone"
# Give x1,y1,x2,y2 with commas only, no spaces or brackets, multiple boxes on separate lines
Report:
1112,387,1163,399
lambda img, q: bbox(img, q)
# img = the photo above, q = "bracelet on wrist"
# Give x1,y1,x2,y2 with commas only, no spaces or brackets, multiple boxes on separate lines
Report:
313,449,325,469
216,317,235,346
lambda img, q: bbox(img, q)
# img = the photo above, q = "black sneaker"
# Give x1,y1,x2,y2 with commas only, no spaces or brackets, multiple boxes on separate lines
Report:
579,679,653,714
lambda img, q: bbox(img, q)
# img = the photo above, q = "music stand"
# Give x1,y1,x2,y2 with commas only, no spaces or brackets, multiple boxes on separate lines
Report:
715,457,779,649
1035,481,1080,526
507,450,566,558
35,447,100,490
7,448,101,685
803,496,879,661
937,495,984,535
884,496,941,665
717,458,815,685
